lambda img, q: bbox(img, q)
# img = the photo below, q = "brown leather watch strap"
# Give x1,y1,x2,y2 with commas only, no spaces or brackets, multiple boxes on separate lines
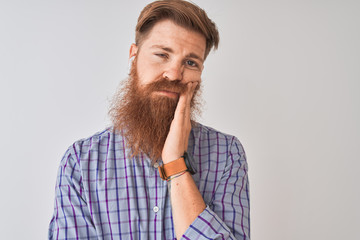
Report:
158,157,187,180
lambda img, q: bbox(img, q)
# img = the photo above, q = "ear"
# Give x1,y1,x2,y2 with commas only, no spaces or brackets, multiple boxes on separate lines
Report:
129,43,138,59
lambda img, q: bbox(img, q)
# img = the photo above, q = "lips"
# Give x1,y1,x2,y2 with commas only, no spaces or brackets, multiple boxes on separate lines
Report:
143,79,186,98
155,90,179,98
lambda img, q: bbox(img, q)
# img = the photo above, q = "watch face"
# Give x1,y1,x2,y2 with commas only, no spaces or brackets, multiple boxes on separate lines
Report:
184,152,197,175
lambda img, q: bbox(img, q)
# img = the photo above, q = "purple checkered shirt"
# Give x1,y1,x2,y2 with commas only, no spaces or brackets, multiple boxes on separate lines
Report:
48,123,250,239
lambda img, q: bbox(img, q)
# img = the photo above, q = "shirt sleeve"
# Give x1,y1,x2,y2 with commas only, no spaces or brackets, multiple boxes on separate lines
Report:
182,137,250,240
48,145,98,240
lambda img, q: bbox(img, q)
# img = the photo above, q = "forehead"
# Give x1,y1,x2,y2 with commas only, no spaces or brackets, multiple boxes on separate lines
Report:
139,20,206,59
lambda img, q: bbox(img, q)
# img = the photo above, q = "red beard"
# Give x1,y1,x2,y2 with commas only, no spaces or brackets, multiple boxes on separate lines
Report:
109,61,202,161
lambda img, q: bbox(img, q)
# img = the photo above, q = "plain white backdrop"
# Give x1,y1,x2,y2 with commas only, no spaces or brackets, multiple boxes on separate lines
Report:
1,0,359,239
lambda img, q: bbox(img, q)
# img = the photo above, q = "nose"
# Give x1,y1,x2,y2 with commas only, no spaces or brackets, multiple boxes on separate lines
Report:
163,61,184,81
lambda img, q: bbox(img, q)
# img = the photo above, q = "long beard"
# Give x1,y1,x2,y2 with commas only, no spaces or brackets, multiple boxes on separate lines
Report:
109,62,202,161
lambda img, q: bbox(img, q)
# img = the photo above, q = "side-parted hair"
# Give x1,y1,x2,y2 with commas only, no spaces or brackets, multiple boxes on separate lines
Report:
135,0,219,59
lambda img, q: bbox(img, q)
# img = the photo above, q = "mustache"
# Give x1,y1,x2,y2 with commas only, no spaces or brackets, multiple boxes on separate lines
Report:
143,78,187,95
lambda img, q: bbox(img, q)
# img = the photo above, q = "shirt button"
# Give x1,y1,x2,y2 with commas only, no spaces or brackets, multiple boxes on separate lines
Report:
153,162,159,168
153,206,159,213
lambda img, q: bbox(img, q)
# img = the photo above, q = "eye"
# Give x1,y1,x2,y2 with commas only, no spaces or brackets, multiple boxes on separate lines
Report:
155,53,168,59
186,60,197,67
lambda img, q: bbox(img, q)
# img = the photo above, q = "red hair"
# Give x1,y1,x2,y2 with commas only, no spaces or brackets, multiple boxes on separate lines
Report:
135,0,219,59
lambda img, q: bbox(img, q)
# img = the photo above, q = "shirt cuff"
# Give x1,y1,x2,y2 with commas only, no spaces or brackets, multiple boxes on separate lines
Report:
181,205,235,240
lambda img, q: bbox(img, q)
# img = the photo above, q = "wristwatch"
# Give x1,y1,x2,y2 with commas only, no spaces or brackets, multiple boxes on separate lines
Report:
158,152,197,180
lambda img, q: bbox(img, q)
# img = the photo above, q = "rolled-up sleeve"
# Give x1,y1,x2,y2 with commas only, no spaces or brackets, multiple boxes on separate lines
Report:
182,137,250,240
48,145,98,240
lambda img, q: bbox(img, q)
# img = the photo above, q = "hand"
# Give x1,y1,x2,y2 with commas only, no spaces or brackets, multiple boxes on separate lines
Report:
162,81,199,163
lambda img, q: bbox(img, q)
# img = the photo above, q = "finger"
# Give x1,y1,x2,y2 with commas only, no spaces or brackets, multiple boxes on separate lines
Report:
173,81,199,124
187,80,199,106
173,91,187,119
184,81,198,119
173,81,192,118
183,82,198,149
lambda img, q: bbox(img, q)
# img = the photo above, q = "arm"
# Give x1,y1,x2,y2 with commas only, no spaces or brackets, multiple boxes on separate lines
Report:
162,81,206,239
162,82,250,239
183,136,250,239
48,147,97,239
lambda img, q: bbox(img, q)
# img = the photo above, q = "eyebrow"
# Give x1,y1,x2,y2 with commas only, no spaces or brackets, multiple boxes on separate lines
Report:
150,44,204,63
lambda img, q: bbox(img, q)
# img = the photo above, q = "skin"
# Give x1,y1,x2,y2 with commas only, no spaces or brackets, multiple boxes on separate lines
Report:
129,20,207,239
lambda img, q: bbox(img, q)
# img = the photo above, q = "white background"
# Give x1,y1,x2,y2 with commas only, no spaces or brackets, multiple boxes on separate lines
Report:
1,0,359,239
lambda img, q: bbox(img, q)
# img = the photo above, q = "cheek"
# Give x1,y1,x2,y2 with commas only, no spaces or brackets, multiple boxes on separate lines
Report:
183,71,203,83
136,60,163,86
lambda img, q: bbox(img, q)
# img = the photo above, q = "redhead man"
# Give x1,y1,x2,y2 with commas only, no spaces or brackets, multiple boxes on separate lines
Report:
49,1,250,239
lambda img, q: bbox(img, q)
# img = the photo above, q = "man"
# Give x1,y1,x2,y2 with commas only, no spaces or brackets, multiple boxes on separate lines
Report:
48,0,250,239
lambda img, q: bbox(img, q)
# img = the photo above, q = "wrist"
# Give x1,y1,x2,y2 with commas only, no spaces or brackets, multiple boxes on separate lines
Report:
162,151,185,164
158,152,197,181
166,170,187,182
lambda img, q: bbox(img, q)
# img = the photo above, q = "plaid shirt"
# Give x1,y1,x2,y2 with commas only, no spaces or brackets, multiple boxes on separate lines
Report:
48,123,250,239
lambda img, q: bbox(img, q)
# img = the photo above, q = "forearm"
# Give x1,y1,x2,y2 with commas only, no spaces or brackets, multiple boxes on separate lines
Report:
169,171,206,239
